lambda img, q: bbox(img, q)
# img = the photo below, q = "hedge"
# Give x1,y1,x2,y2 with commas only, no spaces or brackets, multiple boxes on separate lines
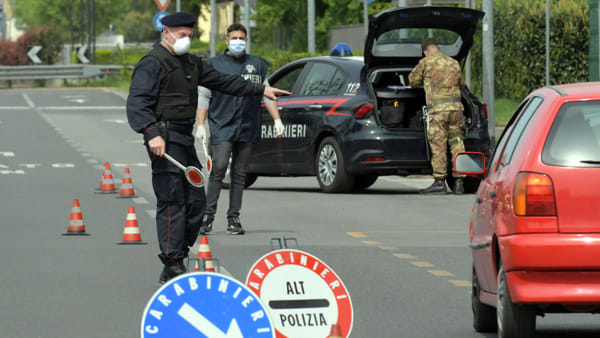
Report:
469,0,589,100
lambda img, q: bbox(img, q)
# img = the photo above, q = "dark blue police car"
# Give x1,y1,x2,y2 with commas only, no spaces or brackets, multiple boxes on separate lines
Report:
246,6,490,193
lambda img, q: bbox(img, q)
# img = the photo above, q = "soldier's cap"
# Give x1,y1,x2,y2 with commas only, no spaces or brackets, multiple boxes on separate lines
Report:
161,12,196,28
421,37,437,50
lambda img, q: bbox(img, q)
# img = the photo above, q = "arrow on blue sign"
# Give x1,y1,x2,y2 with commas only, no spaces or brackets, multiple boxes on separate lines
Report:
154,12,169,31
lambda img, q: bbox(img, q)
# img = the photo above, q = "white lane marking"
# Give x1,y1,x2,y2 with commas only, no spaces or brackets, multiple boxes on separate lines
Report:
20,163,41,168
40,106,124,110
0,152,15,157
177,303,243,338
22,93,35,108
51,163,75,168
0,170,25,174
132,197,149,205
146,209,156,218
113,162,148,167
104,119,127,124
0,107,30,110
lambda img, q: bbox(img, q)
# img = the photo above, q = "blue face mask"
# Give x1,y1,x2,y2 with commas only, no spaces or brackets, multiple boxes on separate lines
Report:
228,39,246,56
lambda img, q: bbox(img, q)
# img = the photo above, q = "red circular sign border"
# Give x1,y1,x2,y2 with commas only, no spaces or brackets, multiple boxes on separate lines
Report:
245,249,353,338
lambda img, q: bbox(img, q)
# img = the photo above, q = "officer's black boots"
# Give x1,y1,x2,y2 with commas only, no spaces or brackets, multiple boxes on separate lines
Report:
453,178,464,195
199,214,214,234
420,178,447,195
159,260,187,284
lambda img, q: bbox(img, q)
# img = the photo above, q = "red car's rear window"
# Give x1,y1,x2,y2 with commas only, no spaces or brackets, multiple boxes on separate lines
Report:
542,101,600,167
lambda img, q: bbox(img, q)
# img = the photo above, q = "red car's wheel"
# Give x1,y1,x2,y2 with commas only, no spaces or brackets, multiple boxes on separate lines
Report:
497,264,536,338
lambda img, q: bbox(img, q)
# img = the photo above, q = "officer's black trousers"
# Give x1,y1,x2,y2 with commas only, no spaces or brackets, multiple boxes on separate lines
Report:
147,142,206,265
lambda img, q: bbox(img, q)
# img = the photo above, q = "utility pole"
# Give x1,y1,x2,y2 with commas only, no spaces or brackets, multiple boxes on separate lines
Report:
243,0,251,54
465,0,475,88
397,0,407,7
363,0,368,37
545,0,550,86
482,0,495,146
176,0,180,12
210,0,216,57
308,0,315,53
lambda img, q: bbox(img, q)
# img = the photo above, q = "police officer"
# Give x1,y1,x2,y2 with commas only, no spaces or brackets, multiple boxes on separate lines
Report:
126,13,289,284
409,37,466,195
195,23,284,235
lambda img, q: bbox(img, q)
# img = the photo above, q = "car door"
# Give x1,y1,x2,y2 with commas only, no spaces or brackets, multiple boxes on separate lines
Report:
280,61,347,173
248,63,308,174
472,96,544,293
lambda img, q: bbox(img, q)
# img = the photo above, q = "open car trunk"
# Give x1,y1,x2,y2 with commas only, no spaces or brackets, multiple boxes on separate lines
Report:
369,68,480,131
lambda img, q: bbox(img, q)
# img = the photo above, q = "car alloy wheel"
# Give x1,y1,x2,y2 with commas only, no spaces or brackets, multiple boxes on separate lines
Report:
315,136,354,193
319,144,337,186
497,264,535,338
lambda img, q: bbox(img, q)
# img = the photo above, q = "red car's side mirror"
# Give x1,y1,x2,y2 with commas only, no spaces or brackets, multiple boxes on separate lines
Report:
454,152,487,177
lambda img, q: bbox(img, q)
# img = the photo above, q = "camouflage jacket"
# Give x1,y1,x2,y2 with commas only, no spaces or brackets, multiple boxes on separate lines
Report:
408,51,465,113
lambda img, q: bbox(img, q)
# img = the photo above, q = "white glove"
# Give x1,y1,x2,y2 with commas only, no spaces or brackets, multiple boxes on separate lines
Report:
194,124,207,144
274,119,285,137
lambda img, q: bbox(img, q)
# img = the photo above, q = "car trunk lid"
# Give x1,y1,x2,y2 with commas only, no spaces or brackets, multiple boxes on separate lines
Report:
364,6,484,69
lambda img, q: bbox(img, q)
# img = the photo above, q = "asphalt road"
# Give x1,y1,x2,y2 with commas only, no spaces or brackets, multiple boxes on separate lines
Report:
1,88,599,337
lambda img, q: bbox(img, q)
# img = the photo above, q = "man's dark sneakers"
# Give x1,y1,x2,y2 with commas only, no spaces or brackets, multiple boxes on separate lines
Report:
453,178,464,195
420,178,447,195
226,217,245,235
199,214,214,234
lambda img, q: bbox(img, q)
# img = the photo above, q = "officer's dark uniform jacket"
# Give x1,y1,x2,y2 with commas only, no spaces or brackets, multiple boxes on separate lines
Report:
204,51,270,143
127,42,265,145
126,42,265,265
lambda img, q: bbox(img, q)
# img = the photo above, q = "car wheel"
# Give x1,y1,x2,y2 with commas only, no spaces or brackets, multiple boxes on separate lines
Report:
353,175,378,191
445,175,480,194
497,264,536,338
315,137,355,193
472,266,497,332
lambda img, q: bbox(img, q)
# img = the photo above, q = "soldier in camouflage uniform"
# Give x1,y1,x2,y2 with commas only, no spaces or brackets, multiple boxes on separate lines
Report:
408,38,466,194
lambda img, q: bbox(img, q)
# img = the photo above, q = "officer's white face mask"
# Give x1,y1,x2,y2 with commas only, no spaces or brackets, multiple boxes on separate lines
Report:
228,39,246,56
165,28,191,56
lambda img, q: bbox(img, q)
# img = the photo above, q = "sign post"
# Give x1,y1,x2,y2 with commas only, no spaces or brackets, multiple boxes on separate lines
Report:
141,272,275,337
246,249,353,338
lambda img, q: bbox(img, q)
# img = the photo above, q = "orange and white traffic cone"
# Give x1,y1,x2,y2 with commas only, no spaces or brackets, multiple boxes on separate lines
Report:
117,168,136,198
195,235,215,271
117,206,147,245
97,162,116,193
327,323,343,338
62,199,90,236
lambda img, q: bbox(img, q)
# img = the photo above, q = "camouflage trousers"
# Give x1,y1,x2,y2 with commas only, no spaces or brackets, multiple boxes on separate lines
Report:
426,110,466,179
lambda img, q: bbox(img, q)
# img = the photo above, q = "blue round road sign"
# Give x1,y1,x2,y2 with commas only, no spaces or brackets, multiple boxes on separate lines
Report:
141,272,275,337
153,12,169,31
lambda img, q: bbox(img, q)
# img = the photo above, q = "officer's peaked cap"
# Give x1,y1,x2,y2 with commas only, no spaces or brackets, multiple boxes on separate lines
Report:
421,37,437,50
161,12,196,28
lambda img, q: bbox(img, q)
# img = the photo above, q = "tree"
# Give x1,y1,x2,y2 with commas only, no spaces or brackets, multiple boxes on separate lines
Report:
13,0,128,42
252,0,397,53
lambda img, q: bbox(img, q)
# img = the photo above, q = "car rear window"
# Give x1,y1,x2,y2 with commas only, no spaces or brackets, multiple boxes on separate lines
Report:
373,28,462,58
542,101,600,167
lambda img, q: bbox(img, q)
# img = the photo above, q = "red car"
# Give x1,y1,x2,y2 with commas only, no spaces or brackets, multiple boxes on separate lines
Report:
455,82,600,338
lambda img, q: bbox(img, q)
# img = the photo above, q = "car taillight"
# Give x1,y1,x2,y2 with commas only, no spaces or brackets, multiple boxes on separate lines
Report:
513,172,556,216
352,102,373,119
481,103,488,120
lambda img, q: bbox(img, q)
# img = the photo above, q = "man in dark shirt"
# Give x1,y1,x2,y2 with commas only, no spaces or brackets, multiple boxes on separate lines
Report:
126,12,289,284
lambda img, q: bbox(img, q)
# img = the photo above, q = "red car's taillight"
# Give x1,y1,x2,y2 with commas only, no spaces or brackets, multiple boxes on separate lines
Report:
513,172,557,216
352,102,373,119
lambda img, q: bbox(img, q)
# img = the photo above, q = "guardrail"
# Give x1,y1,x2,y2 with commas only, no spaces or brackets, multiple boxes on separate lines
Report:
0,64,129,81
